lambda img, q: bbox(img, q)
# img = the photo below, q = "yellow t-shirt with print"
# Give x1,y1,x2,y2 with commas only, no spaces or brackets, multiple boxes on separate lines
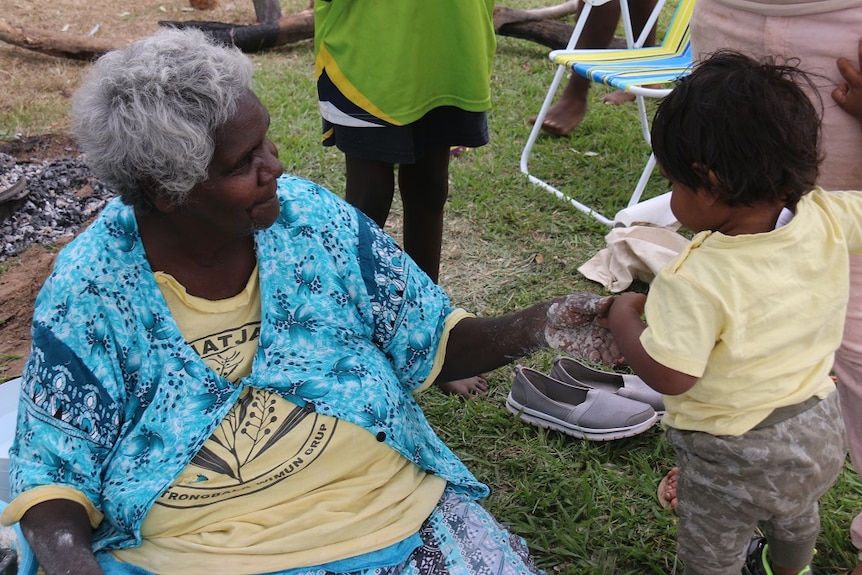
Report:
111,266,445,574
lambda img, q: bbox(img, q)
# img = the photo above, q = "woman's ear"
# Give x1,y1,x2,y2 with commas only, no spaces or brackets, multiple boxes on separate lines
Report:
141,178,177,214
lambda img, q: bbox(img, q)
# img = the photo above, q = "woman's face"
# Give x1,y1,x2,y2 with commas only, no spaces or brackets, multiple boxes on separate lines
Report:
182,91,284,236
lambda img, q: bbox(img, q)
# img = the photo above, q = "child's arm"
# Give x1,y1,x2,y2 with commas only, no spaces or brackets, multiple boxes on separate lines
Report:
602,292,698,395
833,38,862,127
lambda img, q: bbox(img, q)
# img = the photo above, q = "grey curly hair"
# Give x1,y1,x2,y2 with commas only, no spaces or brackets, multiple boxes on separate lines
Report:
71,28,254,210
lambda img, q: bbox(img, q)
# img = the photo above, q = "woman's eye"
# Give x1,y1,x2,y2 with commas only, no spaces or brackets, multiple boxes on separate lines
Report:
233,155,251,171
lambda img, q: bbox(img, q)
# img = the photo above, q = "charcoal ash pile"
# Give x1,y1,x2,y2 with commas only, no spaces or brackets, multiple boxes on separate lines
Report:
0,152,116,263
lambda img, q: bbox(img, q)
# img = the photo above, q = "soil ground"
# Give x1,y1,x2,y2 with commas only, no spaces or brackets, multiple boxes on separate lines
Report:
0,0,271,380
0,134,83,379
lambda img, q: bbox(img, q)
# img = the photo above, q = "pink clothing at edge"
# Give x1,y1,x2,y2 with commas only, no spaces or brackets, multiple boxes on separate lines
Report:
692,0,862,558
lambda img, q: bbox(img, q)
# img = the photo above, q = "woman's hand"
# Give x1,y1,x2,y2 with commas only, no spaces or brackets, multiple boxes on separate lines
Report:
20,500,105,575
544,292,623,367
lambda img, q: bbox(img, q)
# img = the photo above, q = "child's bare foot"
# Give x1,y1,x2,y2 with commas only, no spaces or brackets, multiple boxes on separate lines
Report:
437,375,489,399
599,89,636,105
528,97,588,137
657,467,678,511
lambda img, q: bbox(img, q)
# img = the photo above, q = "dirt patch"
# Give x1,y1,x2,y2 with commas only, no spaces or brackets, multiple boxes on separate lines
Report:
1,0,307,135
0,135,81,378
0,243,71,379
0,133,79,162
0,0,294,379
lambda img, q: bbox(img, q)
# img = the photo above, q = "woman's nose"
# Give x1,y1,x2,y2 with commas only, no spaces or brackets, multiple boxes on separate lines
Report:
262,139,284,181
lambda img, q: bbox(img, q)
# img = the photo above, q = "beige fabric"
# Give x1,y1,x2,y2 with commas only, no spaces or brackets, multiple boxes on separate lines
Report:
714,0,862,16
578,224,689,292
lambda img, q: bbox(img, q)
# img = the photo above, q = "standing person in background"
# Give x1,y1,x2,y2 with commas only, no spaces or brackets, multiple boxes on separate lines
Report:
313,0,497,398
689,0,862,191
832,37,862,575
528,0,658,137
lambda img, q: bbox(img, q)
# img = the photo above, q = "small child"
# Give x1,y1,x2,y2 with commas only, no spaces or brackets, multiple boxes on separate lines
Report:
602,50,859,575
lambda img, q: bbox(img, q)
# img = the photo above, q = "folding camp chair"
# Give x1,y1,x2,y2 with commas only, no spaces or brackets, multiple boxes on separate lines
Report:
520,0,695,225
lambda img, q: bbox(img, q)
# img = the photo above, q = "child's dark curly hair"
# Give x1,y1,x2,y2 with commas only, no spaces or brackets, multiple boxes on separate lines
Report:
651,50,822,209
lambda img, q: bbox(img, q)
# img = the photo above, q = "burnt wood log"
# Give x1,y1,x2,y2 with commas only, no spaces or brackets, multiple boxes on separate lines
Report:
160,8,314,52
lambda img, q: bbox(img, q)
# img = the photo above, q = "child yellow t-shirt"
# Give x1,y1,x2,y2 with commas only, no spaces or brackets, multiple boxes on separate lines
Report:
111,267,445,573
642,189,862,436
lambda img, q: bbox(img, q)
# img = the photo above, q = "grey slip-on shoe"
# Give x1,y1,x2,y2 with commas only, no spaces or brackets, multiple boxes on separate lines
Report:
551,355,665,414
506,365,658,441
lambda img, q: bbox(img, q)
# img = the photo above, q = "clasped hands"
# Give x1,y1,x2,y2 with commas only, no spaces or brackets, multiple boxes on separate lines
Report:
543,291,644,367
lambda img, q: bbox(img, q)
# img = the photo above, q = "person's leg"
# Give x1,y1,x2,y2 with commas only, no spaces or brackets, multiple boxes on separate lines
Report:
692,0,862,192
396,146,450,283
668,396,846,575
529,1,621,136
667,436,757,575
401,108,490,399
690,0,768,62
756,393,847,575
627,0,659,47
600,0,660,105
345,154,397,228
836,258,862,575
775,12,862,573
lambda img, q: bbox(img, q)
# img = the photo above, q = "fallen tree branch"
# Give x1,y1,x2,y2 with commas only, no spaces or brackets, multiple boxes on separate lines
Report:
497,0,579,23
493,6,577,49
0,18,122,60
0,2,584,60
167,4,581,53
160,8,314,52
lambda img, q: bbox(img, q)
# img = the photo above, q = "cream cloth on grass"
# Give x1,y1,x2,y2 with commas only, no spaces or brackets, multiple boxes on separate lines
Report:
579,224,689,292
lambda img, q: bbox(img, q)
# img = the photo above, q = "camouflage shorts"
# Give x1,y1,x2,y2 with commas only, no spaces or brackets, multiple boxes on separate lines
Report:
666,391,847,575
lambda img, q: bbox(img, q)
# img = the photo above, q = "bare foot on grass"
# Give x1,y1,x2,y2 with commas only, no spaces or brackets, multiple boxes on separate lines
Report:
658,467,678,511
437,375,489,399
528,97,588,137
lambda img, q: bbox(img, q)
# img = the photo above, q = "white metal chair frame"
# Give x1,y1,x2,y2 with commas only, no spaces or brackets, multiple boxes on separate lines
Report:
519,0,688,225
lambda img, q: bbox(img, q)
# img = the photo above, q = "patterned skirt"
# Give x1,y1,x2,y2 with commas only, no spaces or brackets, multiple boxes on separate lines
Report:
97,490,544,575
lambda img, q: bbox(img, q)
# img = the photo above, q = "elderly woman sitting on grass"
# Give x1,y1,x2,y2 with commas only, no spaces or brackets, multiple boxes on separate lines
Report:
0,28,631,575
